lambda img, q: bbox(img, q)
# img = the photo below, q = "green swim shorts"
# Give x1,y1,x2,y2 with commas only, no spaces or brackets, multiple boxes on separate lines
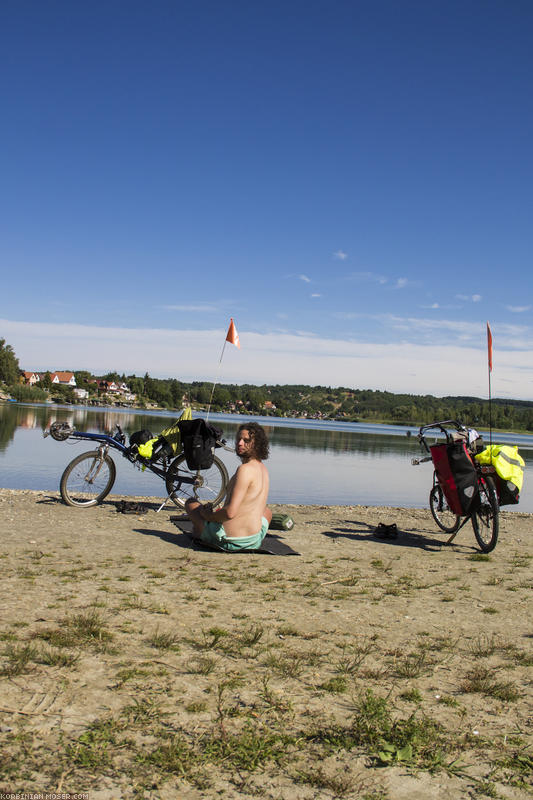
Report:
200,517,269,552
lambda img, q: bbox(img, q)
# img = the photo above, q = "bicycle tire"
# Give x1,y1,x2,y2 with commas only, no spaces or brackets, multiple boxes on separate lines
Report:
429,484,461,533
165,454,229,509
60,451,116,508
471,475,499,553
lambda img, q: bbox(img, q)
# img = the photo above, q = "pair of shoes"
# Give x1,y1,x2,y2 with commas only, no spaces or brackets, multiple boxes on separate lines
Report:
115,500,148,515
374,522,399,540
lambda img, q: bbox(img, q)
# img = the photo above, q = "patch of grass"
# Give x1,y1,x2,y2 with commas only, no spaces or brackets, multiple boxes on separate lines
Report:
146,629,180,651
481,607,498,615
461,666,520,702
334,640,374,675
468,554,492,562
114,666,150,686
264,651,308,678
319,676,348,693
0,643,39,676
310,689,450,770
295,764,361,796
437,695,459,707
34,609,113,652
277,624,301,637
185,701,208,713
35,644,79,667
399,688,422,703
186,656,217,675
392,651,431,679
66,719,119,769
469,634,499,657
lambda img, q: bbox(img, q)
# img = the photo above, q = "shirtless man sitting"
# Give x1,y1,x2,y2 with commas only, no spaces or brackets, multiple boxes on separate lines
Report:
185,422,272,552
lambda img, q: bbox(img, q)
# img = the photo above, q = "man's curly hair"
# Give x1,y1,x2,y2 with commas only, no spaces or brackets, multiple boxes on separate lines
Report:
237,422,269,460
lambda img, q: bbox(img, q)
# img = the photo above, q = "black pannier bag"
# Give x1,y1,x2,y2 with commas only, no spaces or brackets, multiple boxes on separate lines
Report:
178,419,222,470
430,441,478,515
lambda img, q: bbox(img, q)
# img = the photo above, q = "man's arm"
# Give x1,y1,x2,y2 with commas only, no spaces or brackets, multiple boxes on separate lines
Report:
199,464,252,523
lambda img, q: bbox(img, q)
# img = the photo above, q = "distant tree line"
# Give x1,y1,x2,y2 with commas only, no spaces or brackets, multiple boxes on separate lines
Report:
2,337,533,431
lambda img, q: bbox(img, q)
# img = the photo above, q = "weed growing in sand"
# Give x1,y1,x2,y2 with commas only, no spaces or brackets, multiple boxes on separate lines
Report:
35,644,79,667
34,609,113,652
66,719,119,769
399,688,422,703
496,745,533,788
114,666,150,686
461,666,519,701
482,606,498,614
147,629,181,651
264,651,308,678
185,701,208,713
333,640,374,675
0,643,39,676
260,679,293,715
277,624,301,637
319,676,348,693
468,553,492,562
469,634,499,657
392,651,432,679
295,764,362,796
309,689,450,770
186,655,217,675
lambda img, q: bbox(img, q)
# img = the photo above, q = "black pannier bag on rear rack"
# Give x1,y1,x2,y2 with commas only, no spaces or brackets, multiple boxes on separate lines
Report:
178,419,222,470
430,441,478,515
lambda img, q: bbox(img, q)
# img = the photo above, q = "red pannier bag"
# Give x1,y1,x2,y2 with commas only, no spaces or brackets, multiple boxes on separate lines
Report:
430,442,478,515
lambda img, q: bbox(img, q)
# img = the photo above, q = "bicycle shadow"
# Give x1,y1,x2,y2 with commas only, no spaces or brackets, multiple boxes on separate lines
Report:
321,519,475,553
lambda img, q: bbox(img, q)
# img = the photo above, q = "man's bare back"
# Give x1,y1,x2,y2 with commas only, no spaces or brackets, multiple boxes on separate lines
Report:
185,423,272,546
222,459,269,537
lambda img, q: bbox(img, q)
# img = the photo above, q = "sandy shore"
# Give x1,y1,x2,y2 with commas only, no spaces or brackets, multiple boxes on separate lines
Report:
0,488,532,799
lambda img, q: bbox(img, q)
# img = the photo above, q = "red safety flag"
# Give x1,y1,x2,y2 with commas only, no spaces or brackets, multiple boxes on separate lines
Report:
487,321,493,372
226,318,241,349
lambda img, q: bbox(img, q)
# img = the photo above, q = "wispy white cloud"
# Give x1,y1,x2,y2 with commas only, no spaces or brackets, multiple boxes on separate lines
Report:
395,278,408,289
421,303,440,309
506,305,531,313
298,274,311,283
162,304,217,312
347,271,388,285
333,250,347,260
456,294,482,303
310,293,321,298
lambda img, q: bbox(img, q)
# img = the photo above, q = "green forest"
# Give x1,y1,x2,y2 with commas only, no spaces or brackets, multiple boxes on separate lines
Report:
2,338,533,431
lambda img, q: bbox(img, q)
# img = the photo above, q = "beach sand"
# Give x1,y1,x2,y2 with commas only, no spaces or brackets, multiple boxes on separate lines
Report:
0,488,531,799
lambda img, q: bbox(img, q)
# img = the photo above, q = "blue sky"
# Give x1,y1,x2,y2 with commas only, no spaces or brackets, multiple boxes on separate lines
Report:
1,0,532,398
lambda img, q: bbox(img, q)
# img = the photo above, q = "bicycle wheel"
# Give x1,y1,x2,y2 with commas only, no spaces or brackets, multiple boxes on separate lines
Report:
429,484,461,533
471,475,499,552
60,451,116,507
165,454,228,509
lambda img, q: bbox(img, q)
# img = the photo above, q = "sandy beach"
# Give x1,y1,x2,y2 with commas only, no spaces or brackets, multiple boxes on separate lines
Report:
0,487,531,799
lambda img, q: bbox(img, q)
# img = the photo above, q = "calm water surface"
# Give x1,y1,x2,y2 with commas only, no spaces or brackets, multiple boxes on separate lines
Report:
2,402,533,511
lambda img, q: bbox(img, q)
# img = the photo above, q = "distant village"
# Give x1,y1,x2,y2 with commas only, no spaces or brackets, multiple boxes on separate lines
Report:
18,369,328,418
20,371,138,406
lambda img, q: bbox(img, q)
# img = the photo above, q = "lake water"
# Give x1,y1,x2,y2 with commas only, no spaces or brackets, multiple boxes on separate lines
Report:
2,401,533,511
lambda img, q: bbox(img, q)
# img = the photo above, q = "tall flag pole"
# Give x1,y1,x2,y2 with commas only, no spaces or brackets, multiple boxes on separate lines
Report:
206,319,241,422
487,321,493,454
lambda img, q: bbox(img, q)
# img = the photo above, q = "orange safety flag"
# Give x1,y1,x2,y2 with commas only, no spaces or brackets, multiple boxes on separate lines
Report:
487,321,493,372
226,318,241,349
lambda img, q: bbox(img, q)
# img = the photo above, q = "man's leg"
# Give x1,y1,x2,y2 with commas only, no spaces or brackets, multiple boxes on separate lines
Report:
184,499,205,539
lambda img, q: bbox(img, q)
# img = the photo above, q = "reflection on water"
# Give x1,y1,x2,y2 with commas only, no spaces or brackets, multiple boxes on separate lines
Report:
1,402,533,511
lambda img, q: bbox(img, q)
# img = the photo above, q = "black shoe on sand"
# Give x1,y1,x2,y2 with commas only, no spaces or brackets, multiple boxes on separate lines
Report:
374,522,398,540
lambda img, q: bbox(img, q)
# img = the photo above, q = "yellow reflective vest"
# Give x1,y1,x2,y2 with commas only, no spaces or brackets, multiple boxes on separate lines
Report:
475,444,525,493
